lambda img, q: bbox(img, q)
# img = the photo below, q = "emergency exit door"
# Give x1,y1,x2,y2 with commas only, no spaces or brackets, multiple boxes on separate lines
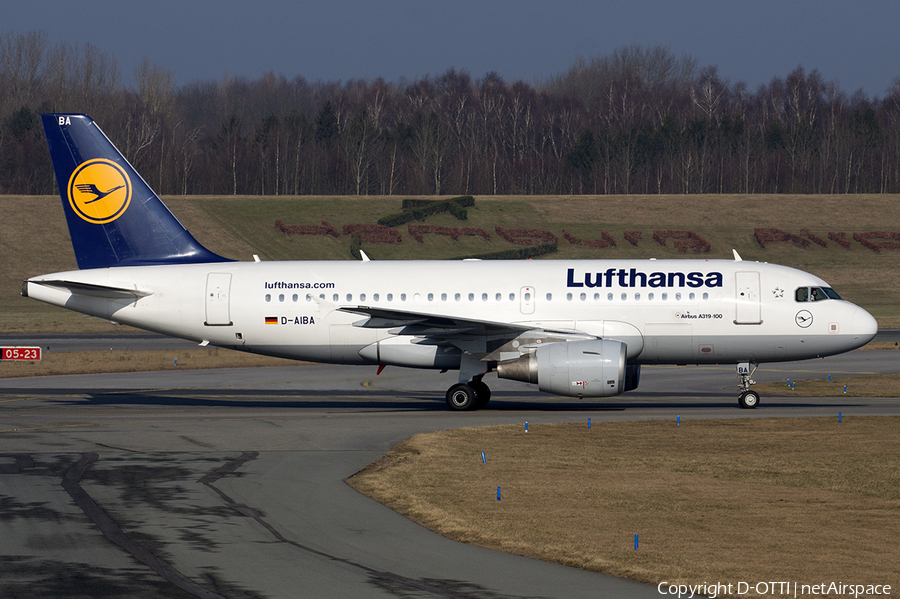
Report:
520,286,535,314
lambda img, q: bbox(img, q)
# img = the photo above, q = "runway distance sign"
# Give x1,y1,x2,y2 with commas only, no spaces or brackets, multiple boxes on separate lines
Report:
1,347,42,361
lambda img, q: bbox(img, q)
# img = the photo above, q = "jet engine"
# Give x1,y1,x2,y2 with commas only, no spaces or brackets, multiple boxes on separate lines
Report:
496,339,628,398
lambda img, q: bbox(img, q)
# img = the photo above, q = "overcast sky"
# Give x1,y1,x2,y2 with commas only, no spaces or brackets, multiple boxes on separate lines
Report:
7,0,900,97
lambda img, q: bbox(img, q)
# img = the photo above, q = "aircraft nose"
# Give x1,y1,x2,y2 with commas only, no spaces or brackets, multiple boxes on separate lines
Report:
852,306,878,344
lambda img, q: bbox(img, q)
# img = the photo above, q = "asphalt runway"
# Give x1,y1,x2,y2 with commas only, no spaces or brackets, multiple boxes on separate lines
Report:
1,349,899,598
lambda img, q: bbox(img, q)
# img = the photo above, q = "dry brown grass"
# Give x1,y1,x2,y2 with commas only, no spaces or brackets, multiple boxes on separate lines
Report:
757,372,900,397
0,347,299,379
856,342,900,351
518,194,900,230
348,418,900,597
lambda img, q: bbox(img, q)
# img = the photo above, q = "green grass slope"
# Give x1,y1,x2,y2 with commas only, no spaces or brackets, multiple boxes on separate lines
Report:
3,194,899,332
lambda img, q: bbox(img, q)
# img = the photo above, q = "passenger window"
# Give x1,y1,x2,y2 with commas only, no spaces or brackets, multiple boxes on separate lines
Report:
265,294,271,302
509,293,515,301
401,293,407,301
279,294,285,302
546,293,553,301
495,293,502,301
441,293,447,301
360,293,366,302
427,293,433,301
455,293,461,301
373,293,379,301
292,294,298,302
607,293,613,301
346,294,352,302
482,293,488,301
567,293,573,301
468,293,474,301
593,293,600,301
648,293,655,300
387,293,393,301
580,293,586,301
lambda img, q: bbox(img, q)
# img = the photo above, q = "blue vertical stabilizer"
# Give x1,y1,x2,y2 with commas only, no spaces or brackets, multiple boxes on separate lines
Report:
41,114,232,269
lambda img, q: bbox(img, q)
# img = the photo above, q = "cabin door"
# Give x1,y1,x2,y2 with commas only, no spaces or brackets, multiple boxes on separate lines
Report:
734,272,761,324
205,273,233,326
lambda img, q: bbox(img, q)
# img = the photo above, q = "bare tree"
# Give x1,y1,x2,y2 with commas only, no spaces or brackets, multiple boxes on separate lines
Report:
0,30,48,114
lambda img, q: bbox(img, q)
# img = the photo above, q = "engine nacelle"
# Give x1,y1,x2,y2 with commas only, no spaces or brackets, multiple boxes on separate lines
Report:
497,339,627,398
359,336,461,369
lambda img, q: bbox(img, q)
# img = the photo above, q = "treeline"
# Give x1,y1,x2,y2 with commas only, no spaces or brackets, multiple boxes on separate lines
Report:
3,31,900,196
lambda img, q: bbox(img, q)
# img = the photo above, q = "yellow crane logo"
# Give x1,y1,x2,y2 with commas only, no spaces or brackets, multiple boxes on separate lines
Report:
67,159,132,224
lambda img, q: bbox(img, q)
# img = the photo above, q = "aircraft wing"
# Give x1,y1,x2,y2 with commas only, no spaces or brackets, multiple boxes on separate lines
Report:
339,305,536,334
338,305,594,357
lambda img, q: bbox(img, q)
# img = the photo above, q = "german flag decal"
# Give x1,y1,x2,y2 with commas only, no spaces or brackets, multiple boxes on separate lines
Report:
265,317,278,325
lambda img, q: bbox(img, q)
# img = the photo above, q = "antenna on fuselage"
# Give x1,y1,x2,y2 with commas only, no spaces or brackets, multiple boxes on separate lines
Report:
732,249,743,261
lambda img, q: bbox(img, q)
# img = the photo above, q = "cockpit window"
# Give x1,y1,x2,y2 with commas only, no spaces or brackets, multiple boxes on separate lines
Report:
795,287,842,302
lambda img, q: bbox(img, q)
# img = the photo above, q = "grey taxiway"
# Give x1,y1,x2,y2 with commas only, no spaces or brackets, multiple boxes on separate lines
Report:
1,340,899,598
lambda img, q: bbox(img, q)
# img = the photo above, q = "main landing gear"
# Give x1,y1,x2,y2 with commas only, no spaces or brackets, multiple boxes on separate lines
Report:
445,377,492,411
737,362,760,409
446,354,493,411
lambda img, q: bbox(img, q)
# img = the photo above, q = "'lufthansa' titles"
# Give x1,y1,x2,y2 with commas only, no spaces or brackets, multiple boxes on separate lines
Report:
566,268,723,289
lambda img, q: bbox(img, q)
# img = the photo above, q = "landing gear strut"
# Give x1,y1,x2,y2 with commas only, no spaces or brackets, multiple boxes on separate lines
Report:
445,377,492,411
446,354,493,411
736,362,760,409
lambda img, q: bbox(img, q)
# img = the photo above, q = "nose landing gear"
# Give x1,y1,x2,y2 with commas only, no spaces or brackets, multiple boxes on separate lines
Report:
736,362,760,408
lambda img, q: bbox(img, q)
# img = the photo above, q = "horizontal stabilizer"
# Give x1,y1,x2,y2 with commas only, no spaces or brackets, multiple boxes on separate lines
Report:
26,279,152,299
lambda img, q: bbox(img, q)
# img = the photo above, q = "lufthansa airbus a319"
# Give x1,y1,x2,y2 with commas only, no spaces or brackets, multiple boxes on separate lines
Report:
23,114,878,410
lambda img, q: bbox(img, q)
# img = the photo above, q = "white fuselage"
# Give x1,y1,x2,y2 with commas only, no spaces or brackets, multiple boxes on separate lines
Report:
26,259,877,368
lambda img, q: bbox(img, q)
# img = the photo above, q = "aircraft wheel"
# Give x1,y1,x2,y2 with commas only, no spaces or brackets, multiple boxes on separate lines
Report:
738,390,760,409
470,380,491,409
446,383,477,411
